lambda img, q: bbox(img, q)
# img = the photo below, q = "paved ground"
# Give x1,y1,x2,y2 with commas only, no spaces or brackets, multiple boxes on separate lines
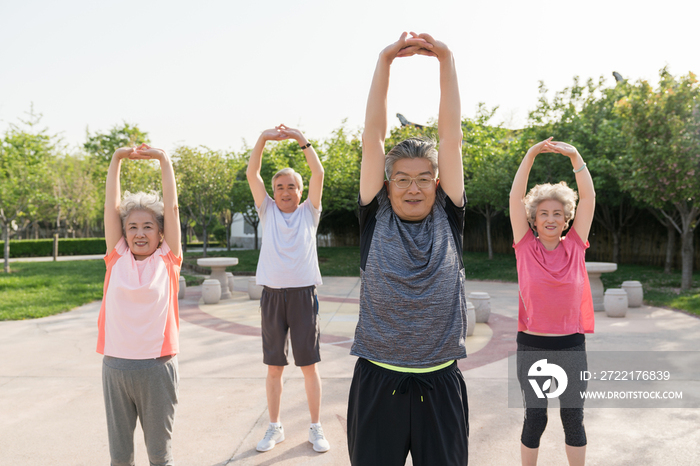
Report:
1,276,699,465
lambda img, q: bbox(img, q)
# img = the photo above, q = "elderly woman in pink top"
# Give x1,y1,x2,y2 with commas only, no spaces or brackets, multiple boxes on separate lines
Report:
97,144,182,466
509,137,595,466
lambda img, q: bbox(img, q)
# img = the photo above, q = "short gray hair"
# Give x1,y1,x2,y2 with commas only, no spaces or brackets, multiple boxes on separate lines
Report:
384,137,439,180
271,167,303,191
523,182,578,229
119,191,165,236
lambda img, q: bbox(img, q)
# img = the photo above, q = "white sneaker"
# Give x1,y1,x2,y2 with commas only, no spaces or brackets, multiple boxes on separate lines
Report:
308,424,330,452
256,424,285,452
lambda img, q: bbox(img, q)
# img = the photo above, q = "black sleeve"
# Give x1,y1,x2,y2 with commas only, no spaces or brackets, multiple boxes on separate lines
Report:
358,194,380,271
443,189,466,266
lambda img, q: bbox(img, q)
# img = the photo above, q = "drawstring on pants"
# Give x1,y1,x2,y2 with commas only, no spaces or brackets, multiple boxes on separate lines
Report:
391,373,434,402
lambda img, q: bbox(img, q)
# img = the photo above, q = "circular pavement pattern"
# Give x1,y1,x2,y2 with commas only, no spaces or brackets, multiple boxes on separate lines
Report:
179,286,517,372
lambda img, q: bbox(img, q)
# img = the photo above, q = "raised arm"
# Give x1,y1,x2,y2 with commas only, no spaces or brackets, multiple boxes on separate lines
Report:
276,125,324,210
416,33,464,206
509,138,552,244
360,32,432,205
131,144,182,257
104,147,135,254
549,141,595,243
246,129,278,209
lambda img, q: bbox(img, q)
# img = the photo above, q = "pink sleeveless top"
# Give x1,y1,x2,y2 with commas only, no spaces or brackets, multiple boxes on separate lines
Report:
513,228,594,334
97,237,182,359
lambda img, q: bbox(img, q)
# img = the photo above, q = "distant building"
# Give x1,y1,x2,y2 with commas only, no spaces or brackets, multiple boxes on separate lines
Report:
229,213,262,249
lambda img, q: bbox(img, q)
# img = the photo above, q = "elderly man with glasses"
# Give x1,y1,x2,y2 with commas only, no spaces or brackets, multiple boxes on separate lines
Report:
346,32,469,466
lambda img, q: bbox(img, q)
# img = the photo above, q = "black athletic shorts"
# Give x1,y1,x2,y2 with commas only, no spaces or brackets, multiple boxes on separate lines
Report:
347,358,469,466
260,285,320,367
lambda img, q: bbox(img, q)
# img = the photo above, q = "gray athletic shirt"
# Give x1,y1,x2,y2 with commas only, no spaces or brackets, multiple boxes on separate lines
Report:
351,185,468,368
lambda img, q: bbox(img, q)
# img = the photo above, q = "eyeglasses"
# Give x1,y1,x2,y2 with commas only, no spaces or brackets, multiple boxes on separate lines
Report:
389,176,437,189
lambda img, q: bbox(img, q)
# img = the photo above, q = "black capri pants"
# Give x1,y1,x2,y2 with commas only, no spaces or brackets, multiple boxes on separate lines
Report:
516,332,588,448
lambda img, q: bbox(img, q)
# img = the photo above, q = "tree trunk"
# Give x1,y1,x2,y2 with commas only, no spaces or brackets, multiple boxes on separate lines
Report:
612,203,624,263
181,219,188,253
485,210,493,260
680,227,694,291
664,222,676,274
202,221,208,258
672,203,699,291
594,201,637,263
226,221,231,251
3,223,10,273
612,230,620,264
254,224,259,251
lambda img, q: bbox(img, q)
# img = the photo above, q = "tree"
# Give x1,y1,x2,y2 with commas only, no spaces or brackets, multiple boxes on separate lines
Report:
174,146,233,257
0,108,53,272
385,120,438,150
648,207,682,274
525,77,639,263
462,105,517,259
317,124,362,236
230,165,261,250
618,68,700,290
84,122,150,164
229,144,285,251
51,154,101,238
84,123,157,214
564,77,639,263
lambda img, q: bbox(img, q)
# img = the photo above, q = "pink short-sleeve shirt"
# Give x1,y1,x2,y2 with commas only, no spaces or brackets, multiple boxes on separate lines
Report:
513,228,594,334
96,237,182,359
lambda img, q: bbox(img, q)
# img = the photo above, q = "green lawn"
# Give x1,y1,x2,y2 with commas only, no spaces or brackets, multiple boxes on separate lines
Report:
183,247,362,279
1,249,698,320
0,261,106,320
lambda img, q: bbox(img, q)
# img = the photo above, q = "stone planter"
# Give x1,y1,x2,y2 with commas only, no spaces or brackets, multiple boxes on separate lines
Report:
248,277,263,300
466,301,476,337
178,276,186,300
621,280,643,308
604,288,628,318
468,292,491,323
226,272,235,295
202,279,221,305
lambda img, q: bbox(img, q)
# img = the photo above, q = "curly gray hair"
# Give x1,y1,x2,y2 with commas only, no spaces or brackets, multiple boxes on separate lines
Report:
523,182,578,230
119,191,165,237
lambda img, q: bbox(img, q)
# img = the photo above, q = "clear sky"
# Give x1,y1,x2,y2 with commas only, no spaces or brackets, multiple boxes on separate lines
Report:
2,0,698,154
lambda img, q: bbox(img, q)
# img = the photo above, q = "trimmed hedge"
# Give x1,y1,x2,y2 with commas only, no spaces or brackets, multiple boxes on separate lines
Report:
0,238,107,258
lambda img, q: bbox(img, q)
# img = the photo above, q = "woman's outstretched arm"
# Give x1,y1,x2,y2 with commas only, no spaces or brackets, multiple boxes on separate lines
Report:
104,147,134,254
549,141,595,243
132,144,182,257
509,138,553,244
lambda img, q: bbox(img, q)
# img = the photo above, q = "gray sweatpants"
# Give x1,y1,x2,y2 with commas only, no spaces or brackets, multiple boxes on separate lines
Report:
102,355,179,466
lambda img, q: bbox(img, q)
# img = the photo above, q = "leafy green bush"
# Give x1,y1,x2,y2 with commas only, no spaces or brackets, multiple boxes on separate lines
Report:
0,238,106,258
58,238,107,255
212,225,228,247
